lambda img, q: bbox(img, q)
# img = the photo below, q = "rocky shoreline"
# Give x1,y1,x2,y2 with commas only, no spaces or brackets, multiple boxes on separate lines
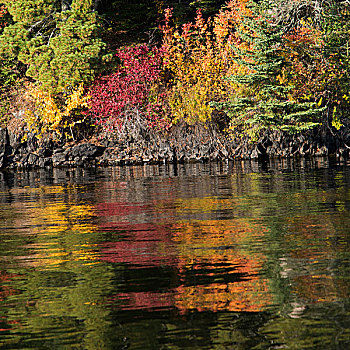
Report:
1,123,349,170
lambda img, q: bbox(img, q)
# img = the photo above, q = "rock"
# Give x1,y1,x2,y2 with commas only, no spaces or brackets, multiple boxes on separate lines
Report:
8,130,23,153
71,143,105,159
28,153,39,166
26,133,38,153
52,152,67,166
38,157,52,167
2,120,350,169
53,148,64,154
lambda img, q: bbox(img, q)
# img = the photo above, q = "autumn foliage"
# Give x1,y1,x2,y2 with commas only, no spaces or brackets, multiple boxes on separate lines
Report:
159,0,349,135
25,84,90,140
0,5,9,31
2,0,348,140
86,44,168,133
160,3,242,124
85,0,254,131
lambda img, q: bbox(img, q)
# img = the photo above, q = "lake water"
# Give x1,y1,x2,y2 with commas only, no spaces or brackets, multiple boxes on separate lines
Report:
0,159,349,349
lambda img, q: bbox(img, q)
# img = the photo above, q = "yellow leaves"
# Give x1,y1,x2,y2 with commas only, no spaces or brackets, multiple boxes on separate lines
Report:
168,82,214,124
160,1,253,125
64,83,90,117
331,106,342,130
25,83,90,138
276,68,288,85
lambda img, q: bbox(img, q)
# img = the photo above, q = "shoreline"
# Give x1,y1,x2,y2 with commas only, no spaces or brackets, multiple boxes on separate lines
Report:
1,124,349,170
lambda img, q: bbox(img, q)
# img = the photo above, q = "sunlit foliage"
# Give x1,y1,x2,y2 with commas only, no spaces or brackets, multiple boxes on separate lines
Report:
25,83,90,140
1,0,349,140
87,44,168,133
160,3,245,124
0,0,105,93
0,4,9,32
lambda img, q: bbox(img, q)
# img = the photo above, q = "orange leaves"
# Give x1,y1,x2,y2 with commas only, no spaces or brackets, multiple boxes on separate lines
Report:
282,21,332,102
159,2,251,124
194,8,207,35
284,20,324,56
159,7,174,66
0,4,9,30
213,0,251,45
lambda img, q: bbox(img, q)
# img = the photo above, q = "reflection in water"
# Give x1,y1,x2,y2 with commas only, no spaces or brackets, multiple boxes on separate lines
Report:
172,219,272,313
0,160,349,349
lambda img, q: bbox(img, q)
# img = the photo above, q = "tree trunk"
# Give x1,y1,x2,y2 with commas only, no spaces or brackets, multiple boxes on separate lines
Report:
61,0,71,12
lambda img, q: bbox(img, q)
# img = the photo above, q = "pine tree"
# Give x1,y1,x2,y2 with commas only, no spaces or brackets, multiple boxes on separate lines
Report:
0,0,105,93
322,1,350,128
219,0,324,139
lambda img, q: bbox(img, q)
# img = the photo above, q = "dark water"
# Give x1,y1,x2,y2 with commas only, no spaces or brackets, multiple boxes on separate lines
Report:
0,159,349,349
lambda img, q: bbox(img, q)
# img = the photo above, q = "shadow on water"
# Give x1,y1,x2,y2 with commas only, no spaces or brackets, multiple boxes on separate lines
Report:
0,158,349,349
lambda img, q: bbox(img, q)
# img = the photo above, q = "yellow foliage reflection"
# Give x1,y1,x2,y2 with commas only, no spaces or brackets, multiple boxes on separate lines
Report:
13,185,99,267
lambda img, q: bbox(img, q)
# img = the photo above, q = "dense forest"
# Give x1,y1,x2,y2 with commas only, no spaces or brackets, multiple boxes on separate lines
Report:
0,0,349,149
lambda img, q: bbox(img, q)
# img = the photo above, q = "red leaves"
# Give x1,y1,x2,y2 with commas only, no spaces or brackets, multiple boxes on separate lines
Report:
0,5,9,30
87,44,168,132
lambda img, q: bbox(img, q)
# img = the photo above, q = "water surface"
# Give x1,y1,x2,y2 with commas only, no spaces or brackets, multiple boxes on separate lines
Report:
0,159,349,349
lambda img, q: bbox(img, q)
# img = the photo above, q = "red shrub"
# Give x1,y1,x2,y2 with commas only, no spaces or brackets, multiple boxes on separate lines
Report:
0,5,9,30
87,44,168,132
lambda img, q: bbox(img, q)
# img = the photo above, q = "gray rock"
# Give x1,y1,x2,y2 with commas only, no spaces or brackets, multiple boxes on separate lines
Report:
8,130,23,152
71,143,105,159
26,133,38,152
28,153,39,166
52,152,67,166
38,157,52,167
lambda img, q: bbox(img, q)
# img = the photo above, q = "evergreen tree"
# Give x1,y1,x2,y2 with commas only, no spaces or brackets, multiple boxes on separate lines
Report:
322,1,350,128
218,0,324,139
0,3,16,87
0,0,105,93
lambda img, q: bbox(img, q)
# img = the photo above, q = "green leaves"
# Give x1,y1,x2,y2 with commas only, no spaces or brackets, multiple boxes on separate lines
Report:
0,0,105,93
219,0,325,138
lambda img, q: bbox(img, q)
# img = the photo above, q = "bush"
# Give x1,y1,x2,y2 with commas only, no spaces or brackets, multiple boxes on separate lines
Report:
159,3,244,125
25,83,90,140
87,44,168,134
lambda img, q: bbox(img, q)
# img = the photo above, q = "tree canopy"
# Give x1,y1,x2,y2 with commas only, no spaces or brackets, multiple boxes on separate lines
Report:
0,0,349,140
0,0,105,92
